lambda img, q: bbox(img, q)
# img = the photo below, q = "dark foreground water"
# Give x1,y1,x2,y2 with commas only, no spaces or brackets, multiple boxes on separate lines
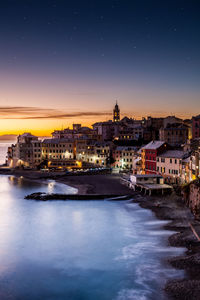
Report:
0,175,185,300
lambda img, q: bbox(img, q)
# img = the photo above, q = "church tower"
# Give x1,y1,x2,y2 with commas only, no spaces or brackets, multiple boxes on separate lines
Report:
113,101,120,122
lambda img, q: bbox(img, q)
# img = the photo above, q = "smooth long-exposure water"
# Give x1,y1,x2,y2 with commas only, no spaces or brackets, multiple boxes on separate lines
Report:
0,175,185,300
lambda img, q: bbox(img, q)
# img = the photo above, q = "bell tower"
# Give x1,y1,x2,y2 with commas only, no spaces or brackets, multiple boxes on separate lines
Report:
113,101,120,122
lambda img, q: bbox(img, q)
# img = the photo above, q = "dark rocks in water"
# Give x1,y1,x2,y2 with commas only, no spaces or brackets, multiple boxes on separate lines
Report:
165,279,200,300
169,253,200,269
164,220,191,231
25,192,45,199
24,193,132,201
169,230,199,247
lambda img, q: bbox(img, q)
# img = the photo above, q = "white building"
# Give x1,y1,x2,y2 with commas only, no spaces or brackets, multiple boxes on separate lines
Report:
112,146,138,170
7,133,42,168
77,141,111,166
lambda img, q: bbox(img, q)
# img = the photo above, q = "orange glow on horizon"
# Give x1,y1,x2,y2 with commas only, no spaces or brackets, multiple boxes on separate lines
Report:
0,69,199,138
0,109,195,138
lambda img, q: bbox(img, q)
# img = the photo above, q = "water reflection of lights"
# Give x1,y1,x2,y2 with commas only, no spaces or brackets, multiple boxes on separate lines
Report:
48,181,55,193
9,176,15,182
8,176,23,187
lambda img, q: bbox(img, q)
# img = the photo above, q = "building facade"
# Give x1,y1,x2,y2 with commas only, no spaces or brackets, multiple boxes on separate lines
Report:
157,150,189,184
52,124,98,140
140,140,168,174
159,123,189,146
192,115,200,139
7,133,42,168
76,141,111,166
112,146,138,170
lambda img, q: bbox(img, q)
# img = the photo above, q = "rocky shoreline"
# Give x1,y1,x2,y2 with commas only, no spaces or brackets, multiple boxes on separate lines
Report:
134,193,200,300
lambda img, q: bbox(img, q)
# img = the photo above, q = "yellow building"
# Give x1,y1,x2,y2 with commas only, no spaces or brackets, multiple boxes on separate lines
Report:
42,138,75,161
141,149,146,174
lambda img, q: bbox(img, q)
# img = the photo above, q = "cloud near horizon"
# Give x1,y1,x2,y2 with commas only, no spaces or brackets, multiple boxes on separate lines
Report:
0,106,112,119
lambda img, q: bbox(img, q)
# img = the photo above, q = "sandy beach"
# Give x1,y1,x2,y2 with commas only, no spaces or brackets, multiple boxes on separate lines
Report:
0,168,133,195
57,173,134,195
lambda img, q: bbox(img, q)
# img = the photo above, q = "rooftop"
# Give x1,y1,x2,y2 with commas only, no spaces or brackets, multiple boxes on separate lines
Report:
42,138,74,144
159,150,188,159
132,174,163,178
20,133,37,138
162,123,189,129
182,156,190,163
141,140,165,150
193,115,200,119
115,146,138,151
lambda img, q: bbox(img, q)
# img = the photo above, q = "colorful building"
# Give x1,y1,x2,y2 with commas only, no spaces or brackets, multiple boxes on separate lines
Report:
157,150,189,184
140,140,168,174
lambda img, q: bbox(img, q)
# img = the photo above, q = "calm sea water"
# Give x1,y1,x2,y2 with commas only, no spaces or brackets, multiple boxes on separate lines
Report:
0,175,185,300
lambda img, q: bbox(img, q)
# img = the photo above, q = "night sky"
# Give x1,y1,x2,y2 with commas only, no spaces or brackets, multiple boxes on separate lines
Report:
0,0,199,135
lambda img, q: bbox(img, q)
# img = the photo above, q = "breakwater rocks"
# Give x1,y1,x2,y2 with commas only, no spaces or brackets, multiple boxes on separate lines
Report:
24,192,132,201
134,193,200,300
165,280,200,300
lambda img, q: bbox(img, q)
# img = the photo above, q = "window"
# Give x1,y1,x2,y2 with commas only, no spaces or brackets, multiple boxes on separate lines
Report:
170,159,172,163
175,159,177,164
161,158,165,163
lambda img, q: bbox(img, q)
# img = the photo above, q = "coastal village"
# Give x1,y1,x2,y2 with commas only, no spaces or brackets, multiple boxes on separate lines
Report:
5,102,200,185
2,103,200,299
1,1,200,299
4,102,200,217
